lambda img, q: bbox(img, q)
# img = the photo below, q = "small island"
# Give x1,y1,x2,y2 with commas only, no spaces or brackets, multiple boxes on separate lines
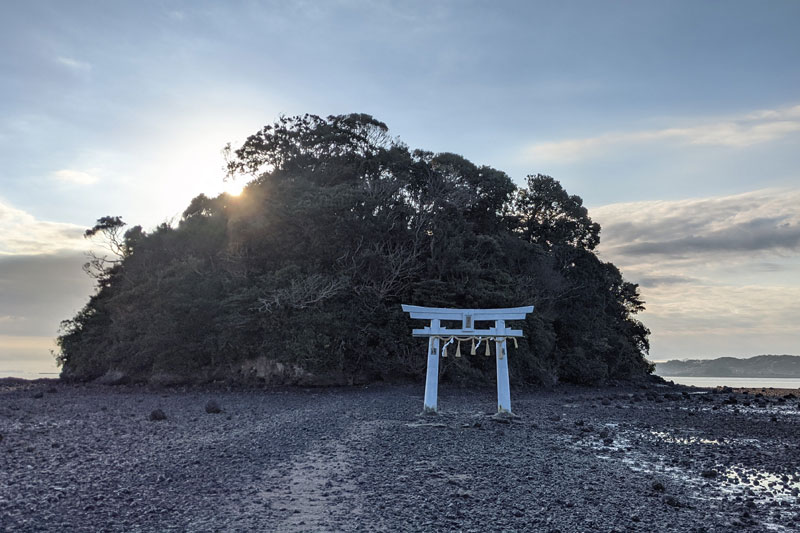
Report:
656,354,800,378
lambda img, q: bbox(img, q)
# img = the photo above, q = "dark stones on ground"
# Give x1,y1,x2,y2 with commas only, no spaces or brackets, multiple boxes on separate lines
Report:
204,399,222,414
701,469,718,478
664,495,684,508
149,408,167,421
1,382,798,532
95,370,130,385
31,391,44,399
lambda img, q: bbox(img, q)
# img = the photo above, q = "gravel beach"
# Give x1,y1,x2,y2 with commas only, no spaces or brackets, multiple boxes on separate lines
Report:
1,379,799,532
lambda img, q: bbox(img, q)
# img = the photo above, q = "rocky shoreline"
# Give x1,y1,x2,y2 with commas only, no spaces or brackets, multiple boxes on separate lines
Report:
1,380,799,532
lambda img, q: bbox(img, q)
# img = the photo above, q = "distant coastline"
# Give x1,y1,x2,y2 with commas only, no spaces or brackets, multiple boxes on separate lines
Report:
655,354,800,378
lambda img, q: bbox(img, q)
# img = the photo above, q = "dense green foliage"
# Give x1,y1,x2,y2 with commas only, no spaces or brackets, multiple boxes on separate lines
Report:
57,114,651,385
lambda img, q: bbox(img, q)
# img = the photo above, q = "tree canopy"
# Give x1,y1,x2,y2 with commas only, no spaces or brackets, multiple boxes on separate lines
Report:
57,113,651,386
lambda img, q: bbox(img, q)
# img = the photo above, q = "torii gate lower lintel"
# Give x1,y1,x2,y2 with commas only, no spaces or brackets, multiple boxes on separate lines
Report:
401,304,534,414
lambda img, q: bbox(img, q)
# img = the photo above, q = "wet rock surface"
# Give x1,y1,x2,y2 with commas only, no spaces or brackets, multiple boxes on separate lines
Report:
1,380,798,532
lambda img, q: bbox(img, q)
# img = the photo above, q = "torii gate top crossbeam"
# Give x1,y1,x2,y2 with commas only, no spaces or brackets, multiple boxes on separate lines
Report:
401,305,533,338
401,305,533,322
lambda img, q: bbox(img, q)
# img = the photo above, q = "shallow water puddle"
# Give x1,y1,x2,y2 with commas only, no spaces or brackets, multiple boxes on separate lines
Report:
717,465,800,501
569,424,800,529
648,430,721,445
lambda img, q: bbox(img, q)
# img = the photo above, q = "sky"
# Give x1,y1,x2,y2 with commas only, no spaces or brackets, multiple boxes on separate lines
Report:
2,0,799,376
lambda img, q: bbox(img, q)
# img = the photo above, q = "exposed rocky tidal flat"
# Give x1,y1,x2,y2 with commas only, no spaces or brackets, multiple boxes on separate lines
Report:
1,380,799,532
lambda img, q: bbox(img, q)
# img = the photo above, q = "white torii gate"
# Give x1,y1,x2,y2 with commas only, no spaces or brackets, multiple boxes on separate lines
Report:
401,304,534,414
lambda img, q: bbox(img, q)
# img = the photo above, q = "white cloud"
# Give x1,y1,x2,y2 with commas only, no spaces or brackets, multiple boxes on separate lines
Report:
591,188,800,262
589,188,800,358
56,56,91,71
643,284,800,336
0,199,87,255
52,169,100,185
526,104,800,161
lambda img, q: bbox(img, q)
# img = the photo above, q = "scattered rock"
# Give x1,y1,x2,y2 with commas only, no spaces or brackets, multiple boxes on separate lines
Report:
664,495,684,508
95,369,129,385
149,409,167,421
723,395,738,405
701,469,718,478
31,391,44,399
490,411,519,424
205,399,222,414
652,481,665,492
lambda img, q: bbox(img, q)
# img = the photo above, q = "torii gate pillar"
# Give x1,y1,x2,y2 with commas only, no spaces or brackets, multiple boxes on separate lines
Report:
495,319,511,413
402,305,534,414
423,319,441,411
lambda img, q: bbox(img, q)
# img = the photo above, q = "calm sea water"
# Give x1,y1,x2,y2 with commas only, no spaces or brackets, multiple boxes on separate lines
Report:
3,370,799,389
659,375,800,389
0,370,59,380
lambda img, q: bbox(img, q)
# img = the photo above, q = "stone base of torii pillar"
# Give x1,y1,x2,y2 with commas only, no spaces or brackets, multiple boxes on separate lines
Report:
401,305,534,414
